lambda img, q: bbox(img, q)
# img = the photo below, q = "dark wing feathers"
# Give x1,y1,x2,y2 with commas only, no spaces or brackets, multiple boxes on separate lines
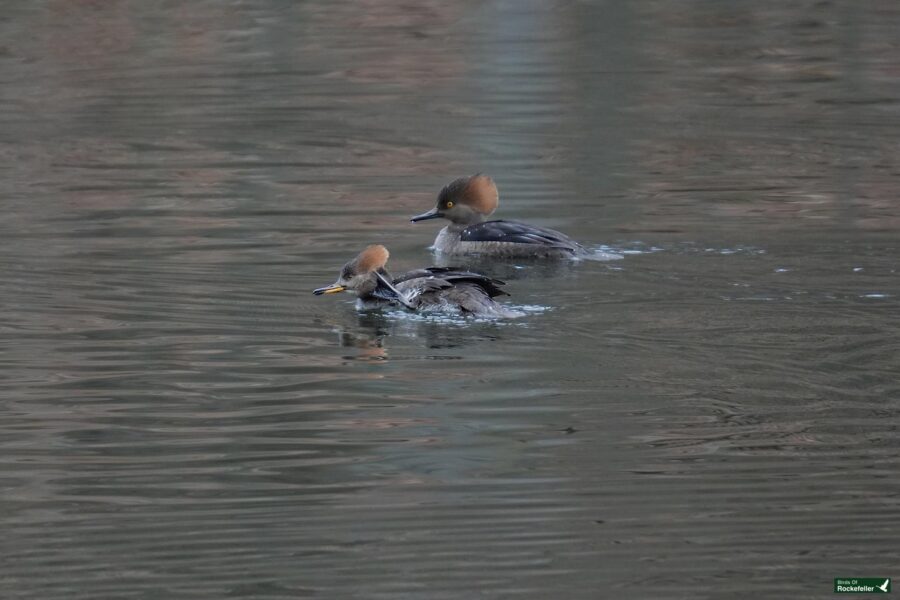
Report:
460,220,581,251
391,268,451,284
393,268,508,299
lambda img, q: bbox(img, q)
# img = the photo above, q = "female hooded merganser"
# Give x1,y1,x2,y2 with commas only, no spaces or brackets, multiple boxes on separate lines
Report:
410,174,587,258
313,245,518,317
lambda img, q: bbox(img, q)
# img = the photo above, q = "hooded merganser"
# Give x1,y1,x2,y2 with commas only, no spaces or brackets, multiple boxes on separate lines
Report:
410,174,587,258
313,245,518,317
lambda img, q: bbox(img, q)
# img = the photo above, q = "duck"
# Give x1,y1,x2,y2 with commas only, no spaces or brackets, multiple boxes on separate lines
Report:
313,245,519,317
410,174,588,258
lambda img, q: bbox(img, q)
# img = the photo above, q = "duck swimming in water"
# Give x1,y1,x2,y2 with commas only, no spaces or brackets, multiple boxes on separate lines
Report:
410,174,587,259
313,245,519,317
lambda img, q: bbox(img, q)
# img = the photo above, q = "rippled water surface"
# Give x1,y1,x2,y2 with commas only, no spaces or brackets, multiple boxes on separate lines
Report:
2,1,900,598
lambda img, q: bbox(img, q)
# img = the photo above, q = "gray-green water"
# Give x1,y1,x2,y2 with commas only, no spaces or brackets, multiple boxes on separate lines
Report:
2,1,899,598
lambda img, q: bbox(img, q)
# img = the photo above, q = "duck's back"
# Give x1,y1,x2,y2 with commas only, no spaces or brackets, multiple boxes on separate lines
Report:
437,220,585,258
393,268,512,316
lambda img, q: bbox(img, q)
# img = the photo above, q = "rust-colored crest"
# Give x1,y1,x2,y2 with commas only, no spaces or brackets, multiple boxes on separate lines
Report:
463,174,499,215
355,244,390,273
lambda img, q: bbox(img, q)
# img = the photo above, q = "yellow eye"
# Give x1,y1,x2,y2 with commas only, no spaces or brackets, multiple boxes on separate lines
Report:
446,201,454,208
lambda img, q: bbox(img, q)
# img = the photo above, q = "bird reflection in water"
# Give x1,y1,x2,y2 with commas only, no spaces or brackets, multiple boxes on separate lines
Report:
323,310,503,361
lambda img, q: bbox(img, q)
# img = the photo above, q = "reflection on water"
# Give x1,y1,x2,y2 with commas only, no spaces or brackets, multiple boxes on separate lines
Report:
1,1,900,598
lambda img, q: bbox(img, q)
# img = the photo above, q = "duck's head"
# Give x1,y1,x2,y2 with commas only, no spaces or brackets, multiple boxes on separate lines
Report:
313,245,414,309
411,174,498,226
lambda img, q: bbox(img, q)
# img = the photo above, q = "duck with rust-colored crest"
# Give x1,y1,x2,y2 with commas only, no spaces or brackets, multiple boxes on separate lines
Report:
313,245,519,318
411,174,588,259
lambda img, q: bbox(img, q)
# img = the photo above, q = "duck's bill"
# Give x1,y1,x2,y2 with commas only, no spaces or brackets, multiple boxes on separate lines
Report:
313,283,345,295
373,272,416,310
410,208,443,223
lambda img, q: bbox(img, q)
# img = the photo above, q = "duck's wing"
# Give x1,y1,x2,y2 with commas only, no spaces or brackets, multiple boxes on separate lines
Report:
460,220,582,251
394,268,508,299
370,271,416,309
